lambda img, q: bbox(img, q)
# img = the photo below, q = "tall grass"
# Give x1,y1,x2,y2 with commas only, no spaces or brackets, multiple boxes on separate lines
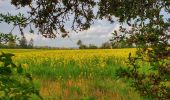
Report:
0,49,149,100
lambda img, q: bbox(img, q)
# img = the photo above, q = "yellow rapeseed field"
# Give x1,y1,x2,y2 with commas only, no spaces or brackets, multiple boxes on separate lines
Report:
1,49,143,100
1,48,136,65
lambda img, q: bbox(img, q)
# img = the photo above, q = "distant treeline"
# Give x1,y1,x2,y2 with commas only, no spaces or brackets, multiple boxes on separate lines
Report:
0,33,135,49
76,39,135,49
0,33,33,49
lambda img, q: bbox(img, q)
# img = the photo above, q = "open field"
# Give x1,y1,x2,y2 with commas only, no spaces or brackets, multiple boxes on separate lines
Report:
0,49,150,100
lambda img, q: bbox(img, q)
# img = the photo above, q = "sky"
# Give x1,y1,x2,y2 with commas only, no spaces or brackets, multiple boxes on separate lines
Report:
0,0,120,48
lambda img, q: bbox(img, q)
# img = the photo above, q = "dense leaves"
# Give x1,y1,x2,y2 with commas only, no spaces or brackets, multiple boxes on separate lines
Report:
3,0,96,38
111,1,170,99
0,52,42,99
0,33,18,44
98,0,170,23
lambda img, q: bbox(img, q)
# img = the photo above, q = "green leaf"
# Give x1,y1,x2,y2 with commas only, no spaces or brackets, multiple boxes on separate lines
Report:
17,65,23,74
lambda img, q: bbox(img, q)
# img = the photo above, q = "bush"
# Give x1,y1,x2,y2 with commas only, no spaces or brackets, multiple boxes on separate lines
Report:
0,52,42,99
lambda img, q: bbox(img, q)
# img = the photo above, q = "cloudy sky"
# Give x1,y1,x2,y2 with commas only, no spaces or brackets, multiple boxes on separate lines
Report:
0,0,120,47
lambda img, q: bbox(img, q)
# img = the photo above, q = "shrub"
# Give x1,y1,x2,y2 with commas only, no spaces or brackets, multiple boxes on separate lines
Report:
0,52,42,99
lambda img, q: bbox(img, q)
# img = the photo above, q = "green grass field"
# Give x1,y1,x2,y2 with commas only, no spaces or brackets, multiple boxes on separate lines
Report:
0,49,150,100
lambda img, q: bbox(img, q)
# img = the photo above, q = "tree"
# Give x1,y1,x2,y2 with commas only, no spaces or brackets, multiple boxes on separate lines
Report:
100,42,112,49
79,44,88,49
0,33,10,48
7,40,16,48
0,33,18,48
28,38,34,48
76,40,88,49
19,36,27,48
0,0,170,99
110,32,133,48
0,33,9,45
0,0,96,38
6,34,18,48
102,1,170,99
77,40,83,46
88,44,98,49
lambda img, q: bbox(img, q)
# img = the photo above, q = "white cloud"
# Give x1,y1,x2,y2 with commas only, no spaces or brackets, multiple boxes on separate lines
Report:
25,33,39,41
22,21,121,47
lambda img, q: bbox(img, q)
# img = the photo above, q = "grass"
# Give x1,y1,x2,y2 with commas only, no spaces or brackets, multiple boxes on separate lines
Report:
0,49,149,100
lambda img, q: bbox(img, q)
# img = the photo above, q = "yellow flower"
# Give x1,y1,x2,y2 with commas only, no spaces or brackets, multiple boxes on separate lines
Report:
22,64,29,69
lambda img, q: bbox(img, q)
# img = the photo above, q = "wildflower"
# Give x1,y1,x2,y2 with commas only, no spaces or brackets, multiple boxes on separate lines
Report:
22,63,29,69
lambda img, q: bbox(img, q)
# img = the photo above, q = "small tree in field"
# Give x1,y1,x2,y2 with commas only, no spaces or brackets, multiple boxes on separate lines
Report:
100,42,112,49
28,38,34,48
19,36,27,48
77,40,83,46
77,40,88,49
